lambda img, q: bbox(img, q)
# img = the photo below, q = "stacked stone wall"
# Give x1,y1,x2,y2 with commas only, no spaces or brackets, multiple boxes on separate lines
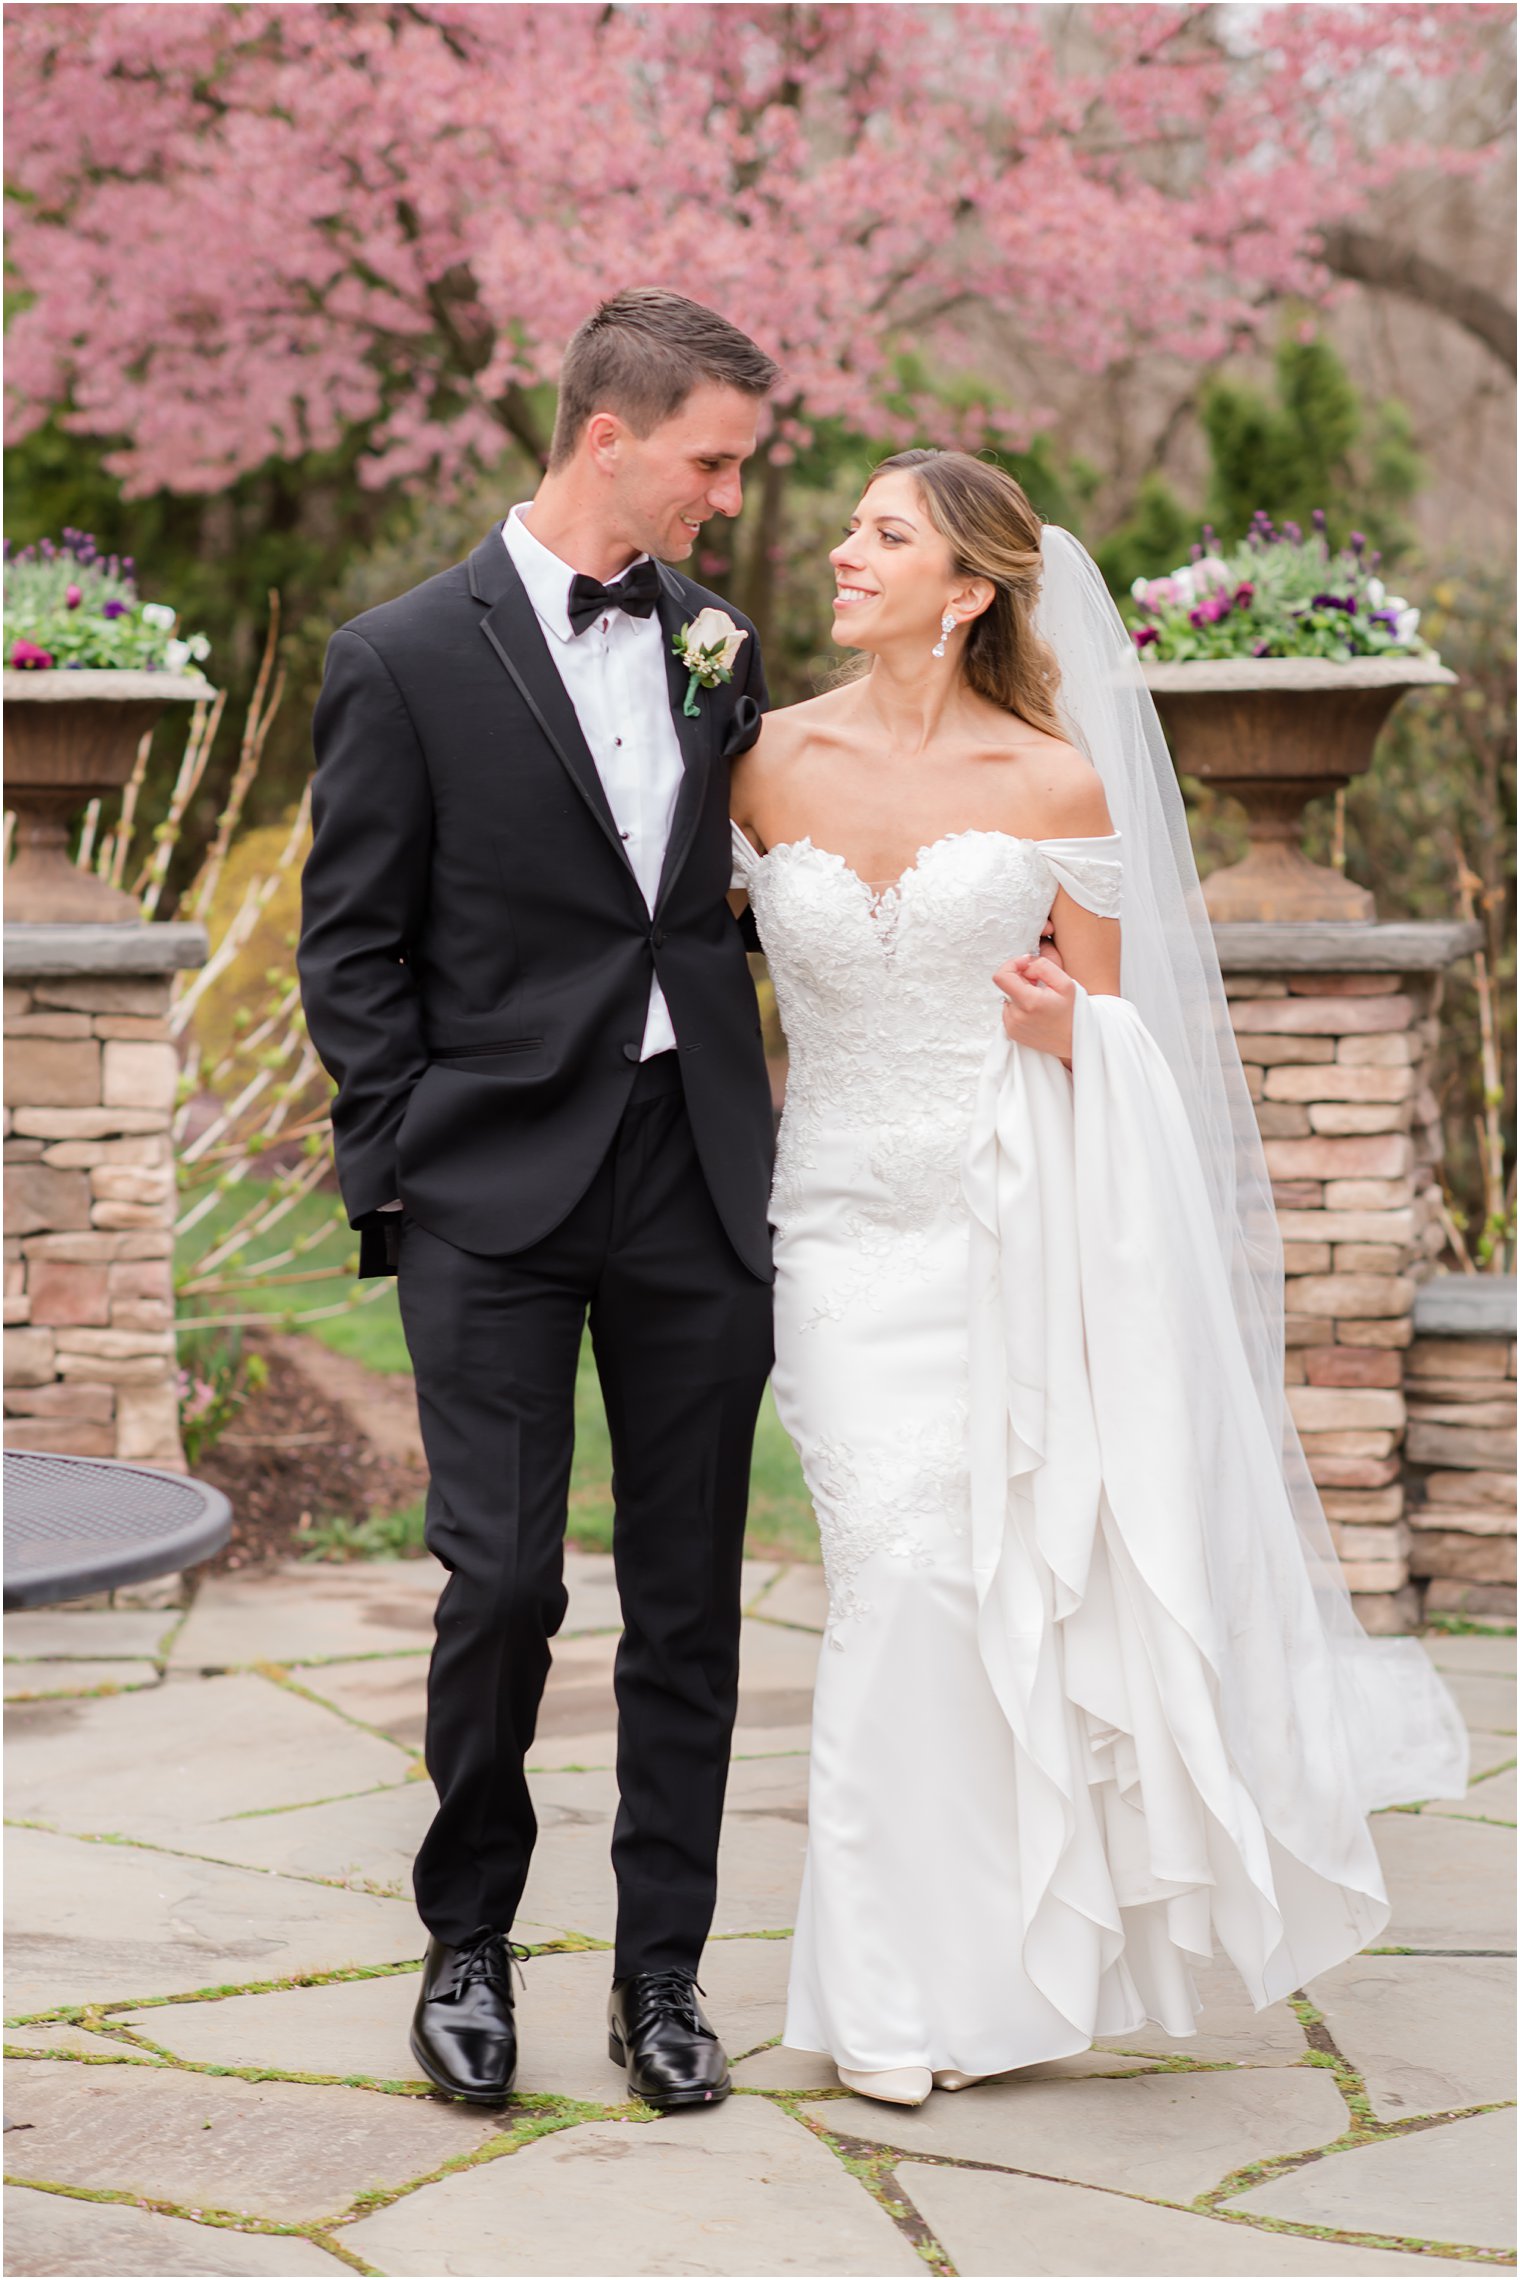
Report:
1405,1328,1517,1623
3,969,183,1469
1227,965,1448,1634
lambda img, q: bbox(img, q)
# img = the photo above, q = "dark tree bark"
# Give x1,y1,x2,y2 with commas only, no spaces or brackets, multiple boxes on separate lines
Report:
1317,223,1517,375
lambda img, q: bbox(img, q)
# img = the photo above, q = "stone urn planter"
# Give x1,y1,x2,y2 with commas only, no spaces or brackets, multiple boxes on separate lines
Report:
1141,654,1457,923
3,668,213,923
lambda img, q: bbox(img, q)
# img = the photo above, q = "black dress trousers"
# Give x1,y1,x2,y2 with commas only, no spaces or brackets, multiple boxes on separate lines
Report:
399,1053,774,1976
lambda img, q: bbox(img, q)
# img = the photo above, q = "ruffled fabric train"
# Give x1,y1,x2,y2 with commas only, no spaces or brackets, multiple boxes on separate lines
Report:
959,987,1470,2039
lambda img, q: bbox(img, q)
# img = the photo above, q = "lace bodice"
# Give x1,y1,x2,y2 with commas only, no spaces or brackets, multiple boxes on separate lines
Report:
731,823,1122,1231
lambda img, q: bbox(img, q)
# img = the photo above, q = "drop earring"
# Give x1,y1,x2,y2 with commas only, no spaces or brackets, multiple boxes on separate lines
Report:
932,611,956,659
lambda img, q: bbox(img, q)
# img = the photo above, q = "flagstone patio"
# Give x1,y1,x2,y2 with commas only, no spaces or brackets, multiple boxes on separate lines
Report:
4,1554,1514,2277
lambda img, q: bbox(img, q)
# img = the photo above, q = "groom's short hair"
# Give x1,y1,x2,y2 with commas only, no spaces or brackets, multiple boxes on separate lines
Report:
549,289,780,468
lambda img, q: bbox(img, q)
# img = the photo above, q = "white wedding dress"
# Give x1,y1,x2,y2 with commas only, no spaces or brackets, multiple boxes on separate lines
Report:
731,817,1467,2078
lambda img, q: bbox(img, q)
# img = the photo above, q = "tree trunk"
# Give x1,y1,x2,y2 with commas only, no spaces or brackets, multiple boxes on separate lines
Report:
734,439,788,665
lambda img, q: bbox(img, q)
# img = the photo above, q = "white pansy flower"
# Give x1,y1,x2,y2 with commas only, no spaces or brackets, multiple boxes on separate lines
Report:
186,632,211,662
140,602,177,630
163,638,191,671
1366,577,1386,609
1394,606,1421,643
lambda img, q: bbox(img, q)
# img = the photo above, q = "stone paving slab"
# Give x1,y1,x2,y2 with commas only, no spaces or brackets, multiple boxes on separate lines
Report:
1424,1634,1517,1679
1429,1765,1516,1824
6,1671,409,1842
525,1725,816,1774
115,1937,792,2104
171,1562,446,1670
165,1779,430,1898
287,1655,429,1754
901,2165,1449,2276
1091,1958,1308,2068
4,1827,420,2015
1370,1809,1517,1949
754,1564,829,1632
4,1659,160,1699
1306,1952,1515,2116
730,2039,1171,2093
1435,1669,1516,1735
514,1803,807,1944
517,1748,809,1831
117,1971,429,2091
804,2068,1351,2204
2,2056,502,2229
5,1609,177,1661
1452,1732,1519,1781
2,2186,355,2278
3,2019,151,2060
339,2098,926,2276
1227,2106,1517,2250
730,2041,840,2091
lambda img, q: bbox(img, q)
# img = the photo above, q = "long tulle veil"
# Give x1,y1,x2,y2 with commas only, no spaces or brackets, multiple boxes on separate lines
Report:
1034,525,1467,1810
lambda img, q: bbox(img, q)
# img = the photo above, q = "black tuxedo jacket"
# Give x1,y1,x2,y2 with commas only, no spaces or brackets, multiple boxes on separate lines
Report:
298,525,775,1282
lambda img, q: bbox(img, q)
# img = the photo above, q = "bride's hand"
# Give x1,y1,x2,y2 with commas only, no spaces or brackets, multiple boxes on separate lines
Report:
994,953,1077,1059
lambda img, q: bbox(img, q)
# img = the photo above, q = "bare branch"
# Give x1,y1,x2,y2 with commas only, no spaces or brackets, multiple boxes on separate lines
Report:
1317,223,1517,375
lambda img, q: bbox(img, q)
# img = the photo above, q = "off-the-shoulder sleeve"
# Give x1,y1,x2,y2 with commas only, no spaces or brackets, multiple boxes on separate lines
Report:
730,818,763,891
1035,833,1123,917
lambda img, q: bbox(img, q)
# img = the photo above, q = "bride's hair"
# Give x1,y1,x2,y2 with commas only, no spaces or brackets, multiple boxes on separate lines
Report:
870,449,1066,738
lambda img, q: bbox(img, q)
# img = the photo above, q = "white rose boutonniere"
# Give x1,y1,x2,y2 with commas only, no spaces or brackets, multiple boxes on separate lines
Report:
673,607,747,718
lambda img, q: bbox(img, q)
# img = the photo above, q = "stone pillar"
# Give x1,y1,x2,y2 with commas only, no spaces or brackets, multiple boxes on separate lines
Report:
1214,918,1483,1635
1405,1274,1517,1625
3,922,207,1471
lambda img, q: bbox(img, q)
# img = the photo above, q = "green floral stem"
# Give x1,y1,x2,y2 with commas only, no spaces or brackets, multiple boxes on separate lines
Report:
682,671,703,719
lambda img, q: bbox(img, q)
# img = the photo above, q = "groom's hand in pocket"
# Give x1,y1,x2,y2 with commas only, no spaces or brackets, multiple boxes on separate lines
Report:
994,952,1078,1062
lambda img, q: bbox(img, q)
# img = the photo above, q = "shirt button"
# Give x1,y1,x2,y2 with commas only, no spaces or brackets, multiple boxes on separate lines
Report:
622,1042,641,1062
614,736,623,747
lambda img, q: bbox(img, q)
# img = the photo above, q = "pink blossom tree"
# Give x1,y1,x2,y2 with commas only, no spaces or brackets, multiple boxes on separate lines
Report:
5,2,1505,636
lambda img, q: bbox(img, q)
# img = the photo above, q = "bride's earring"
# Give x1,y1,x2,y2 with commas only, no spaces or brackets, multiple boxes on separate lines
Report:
932,611,956,660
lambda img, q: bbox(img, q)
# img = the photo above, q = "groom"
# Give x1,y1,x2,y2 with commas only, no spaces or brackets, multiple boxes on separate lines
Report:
298,289,780,2110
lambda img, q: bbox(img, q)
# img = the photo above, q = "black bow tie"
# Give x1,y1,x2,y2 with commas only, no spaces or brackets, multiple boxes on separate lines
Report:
566,560,661,635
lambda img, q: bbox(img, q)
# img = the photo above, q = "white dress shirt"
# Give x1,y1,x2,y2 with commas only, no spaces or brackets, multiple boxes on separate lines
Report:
502,503,682,1060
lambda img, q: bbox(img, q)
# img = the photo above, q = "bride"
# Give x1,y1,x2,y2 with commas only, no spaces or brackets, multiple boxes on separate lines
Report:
728,449,1469,2108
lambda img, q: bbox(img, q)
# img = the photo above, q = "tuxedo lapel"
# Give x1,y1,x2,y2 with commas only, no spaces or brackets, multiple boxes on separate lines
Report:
468,529,635,882
653,568,715,918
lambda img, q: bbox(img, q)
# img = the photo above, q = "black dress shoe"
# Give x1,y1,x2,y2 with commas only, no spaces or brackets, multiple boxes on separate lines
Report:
608,1971,731,2110
410,1928,526,2102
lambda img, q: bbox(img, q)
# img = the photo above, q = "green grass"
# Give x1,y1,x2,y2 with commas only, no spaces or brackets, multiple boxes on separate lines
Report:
179,1179,818,1563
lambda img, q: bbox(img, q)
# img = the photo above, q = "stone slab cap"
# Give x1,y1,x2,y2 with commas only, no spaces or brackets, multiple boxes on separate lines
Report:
1143,656,1457,692
2,668,214,703
1213,919,1482,972
4,921,209,976
1413,1273,1517,1341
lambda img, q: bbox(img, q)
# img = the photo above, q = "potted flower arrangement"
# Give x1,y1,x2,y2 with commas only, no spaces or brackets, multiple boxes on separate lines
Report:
4,531,215,923
1130,512,1456,922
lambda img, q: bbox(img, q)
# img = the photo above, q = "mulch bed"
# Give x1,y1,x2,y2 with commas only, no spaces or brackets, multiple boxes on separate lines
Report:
195,1339,429,1573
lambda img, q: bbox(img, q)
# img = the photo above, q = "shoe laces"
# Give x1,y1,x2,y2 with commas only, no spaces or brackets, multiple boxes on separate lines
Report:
630,1970,708,2033
454,1929,529,1996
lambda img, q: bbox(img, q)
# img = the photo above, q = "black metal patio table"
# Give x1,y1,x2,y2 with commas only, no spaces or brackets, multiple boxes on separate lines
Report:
3,1449,232,1610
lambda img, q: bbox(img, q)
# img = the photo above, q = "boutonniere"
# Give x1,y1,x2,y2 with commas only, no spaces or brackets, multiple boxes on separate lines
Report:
673,608,747,719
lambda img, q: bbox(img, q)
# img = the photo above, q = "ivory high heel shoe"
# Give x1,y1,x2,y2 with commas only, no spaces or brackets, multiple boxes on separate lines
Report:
931,2069,991,2092
837,2064,933,2107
